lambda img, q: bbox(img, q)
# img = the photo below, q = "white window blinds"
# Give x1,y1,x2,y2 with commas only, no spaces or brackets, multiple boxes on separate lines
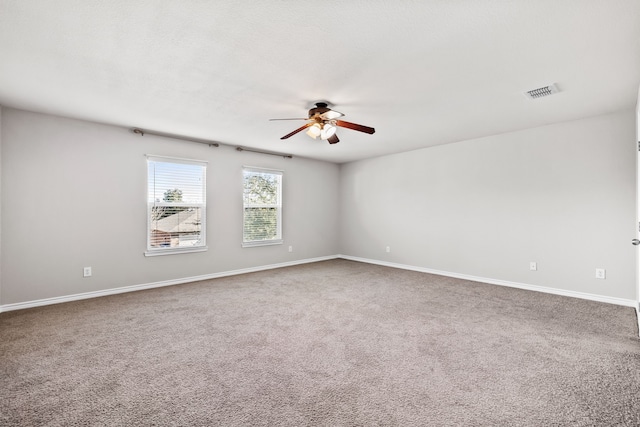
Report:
146,156,207,255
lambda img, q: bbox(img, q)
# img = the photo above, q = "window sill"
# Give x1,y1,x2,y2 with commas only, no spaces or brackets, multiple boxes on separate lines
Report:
144,246,208,257
242,240,283,248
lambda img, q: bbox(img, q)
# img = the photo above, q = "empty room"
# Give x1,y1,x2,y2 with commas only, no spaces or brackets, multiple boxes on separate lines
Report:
1,1,640,425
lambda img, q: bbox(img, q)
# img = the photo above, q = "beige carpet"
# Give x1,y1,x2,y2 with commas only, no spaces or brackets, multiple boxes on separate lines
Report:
1,259,639,426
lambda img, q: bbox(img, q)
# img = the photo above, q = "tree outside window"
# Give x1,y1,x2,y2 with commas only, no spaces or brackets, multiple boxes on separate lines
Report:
243,168,282,246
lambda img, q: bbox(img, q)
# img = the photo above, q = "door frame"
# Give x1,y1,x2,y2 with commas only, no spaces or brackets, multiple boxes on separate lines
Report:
636,84,640,335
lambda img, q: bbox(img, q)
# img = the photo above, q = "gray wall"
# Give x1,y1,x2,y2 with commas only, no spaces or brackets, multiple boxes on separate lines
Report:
1,107,637,306
0,108,339,304
339,110,637,300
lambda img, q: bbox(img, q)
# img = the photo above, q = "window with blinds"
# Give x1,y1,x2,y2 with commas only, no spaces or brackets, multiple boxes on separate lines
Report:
242,167,283,247
146,155,207,256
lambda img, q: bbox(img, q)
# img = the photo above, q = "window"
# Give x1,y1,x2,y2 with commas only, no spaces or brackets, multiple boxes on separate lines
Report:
146,155,207,256
242,167,283,247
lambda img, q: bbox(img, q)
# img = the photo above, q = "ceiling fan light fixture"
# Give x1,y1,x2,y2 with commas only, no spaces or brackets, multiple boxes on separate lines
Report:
322,110,343,120
306,123,322,139
320,123,337,140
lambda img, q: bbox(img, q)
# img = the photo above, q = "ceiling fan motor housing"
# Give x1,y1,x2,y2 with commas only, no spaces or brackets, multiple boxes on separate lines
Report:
308,102,331,118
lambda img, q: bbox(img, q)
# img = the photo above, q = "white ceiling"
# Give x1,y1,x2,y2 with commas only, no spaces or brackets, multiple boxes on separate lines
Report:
1,1,639,163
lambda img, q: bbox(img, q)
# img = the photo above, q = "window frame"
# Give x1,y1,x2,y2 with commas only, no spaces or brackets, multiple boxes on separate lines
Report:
242,166,283,248
145,155,208,257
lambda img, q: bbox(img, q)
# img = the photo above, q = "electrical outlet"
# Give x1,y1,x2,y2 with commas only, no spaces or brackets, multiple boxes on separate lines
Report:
288,246,293,253
83,267,92,277
529,262,537,271
386,246,391,253
595,268,606,279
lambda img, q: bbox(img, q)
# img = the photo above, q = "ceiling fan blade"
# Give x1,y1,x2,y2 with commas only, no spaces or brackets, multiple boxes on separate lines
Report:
269,118,309,121
280,123,312,139
335,120,375,134
319,110,344,120
327,134,340,144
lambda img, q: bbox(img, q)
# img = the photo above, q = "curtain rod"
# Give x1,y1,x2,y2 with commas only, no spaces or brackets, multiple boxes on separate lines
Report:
132,128,220,147
236,147,293,159
131,128,293,159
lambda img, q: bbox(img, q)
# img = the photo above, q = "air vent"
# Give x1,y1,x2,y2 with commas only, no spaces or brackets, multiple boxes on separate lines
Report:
524,83,559,100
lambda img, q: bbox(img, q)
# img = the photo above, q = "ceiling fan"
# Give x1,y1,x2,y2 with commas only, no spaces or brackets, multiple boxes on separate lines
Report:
270,102,375,144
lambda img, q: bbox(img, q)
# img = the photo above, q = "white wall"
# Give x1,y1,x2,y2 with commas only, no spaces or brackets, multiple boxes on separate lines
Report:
339,110,637,301
0,108,339,305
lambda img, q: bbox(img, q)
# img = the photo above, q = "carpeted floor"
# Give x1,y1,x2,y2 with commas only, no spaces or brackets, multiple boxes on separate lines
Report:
1,259,639,426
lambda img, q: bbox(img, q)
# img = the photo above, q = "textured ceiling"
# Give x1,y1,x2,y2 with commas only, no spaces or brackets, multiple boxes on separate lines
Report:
1,0,639,163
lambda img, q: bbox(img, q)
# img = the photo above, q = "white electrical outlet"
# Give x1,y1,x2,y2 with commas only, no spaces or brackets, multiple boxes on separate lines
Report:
288,246,293,253
529,262,537,271
386,246,391,253
83,267,92,277
595,268,606,279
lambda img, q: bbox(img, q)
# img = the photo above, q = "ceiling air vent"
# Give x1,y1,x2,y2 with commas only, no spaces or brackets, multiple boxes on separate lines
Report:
524,83,559,100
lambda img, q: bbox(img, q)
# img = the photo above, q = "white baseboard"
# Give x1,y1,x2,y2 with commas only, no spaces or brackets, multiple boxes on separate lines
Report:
0,255,339,313
338,255,639,308
2,254,637,315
